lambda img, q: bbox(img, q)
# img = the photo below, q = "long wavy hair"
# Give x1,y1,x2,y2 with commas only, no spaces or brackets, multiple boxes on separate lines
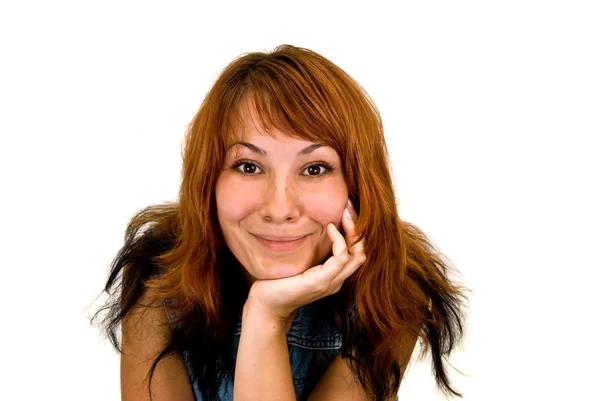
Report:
93,44,467,401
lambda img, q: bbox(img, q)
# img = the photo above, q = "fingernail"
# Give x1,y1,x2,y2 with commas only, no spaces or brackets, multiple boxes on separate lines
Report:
344,207,352,220
347,199,353,209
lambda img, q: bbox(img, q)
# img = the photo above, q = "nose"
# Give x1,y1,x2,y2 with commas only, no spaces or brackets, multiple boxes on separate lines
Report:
259,176,300,223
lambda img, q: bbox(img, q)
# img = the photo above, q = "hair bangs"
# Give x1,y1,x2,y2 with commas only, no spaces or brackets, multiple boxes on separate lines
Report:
221,68,344,152
94,45,467,401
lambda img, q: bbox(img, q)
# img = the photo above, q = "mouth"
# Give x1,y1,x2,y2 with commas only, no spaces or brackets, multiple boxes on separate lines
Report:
251,233,310,252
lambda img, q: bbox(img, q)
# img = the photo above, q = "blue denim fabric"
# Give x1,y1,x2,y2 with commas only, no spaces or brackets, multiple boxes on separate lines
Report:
181,298,342,401
166,298,400,401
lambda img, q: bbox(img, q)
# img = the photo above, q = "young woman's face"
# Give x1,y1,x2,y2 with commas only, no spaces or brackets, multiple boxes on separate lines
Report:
215,110,348,283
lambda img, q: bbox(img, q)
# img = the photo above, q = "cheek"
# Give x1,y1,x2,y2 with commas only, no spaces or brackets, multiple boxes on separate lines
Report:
302,184,348,225
215,177,258,224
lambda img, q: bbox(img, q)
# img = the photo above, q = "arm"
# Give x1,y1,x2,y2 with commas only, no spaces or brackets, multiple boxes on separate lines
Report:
120,291,195,401
233,302,297,401
233,202,365,400
308,334,418,401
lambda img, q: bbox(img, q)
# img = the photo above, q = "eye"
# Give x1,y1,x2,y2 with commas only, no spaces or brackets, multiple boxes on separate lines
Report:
302,162,334,177
229,160,335,177
230,160,262,175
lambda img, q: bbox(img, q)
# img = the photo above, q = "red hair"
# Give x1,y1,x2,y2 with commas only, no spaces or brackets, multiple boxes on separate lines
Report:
96,44,467,401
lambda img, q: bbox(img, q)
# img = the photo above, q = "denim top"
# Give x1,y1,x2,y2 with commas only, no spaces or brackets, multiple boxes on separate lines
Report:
166,297,400,401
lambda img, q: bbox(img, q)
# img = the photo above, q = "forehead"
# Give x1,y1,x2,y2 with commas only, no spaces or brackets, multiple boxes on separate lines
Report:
224,113,335,161
226,136,331,163
224,96,321,148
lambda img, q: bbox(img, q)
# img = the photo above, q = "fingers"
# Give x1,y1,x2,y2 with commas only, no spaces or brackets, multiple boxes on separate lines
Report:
322,224,353,286
328,223,349,261
323,199,366,285
342,199,364,255
250,199,366,316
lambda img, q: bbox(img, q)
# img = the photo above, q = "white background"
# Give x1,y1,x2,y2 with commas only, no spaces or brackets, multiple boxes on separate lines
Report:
1,1,598,400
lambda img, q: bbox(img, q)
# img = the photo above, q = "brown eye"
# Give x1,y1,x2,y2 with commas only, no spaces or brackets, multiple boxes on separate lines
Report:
302,162,334,177
230,160,263,176
306,165,322,176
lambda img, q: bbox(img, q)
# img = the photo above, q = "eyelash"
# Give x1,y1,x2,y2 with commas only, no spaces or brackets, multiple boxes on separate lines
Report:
229,159,335,178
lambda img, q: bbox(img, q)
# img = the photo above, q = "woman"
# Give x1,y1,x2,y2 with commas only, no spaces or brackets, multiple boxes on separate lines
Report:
93,44,467,401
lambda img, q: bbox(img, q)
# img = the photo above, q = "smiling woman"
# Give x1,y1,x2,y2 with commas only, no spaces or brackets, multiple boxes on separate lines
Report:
92,44,467,401
216,105,349,282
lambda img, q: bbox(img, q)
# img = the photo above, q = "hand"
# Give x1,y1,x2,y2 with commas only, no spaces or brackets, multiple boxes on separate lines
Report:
244,199,365,327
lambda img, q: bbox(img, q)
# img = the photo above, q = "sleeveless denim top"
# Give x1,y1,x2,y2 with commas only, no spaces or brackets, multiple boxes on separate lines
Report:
165,297,401,401
166,297,342,401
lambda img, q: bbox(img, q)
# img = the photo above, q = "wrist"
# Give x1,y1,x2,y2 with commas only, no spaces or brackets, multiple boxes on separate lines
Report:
242,298,297,334
242,302,286,331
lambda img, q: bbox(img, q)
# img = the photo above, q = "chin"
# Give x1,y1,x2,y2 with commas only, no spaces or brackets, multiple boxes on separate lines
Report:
251,261,310,280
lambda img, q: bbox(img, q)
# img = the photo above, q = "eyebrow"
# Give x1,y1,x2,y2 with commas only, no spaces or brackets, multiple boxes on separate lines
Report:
229,142,326,156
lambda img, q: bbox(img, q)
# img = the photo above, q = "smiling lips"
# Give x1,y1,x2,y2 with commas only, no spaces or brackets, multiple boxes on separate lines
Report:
251,233,309,252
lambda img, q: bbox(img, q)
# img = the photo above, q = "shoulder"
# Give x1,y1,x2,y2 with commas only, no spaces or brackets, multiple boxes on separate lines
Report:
121,289,195,401
122,289,171,349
